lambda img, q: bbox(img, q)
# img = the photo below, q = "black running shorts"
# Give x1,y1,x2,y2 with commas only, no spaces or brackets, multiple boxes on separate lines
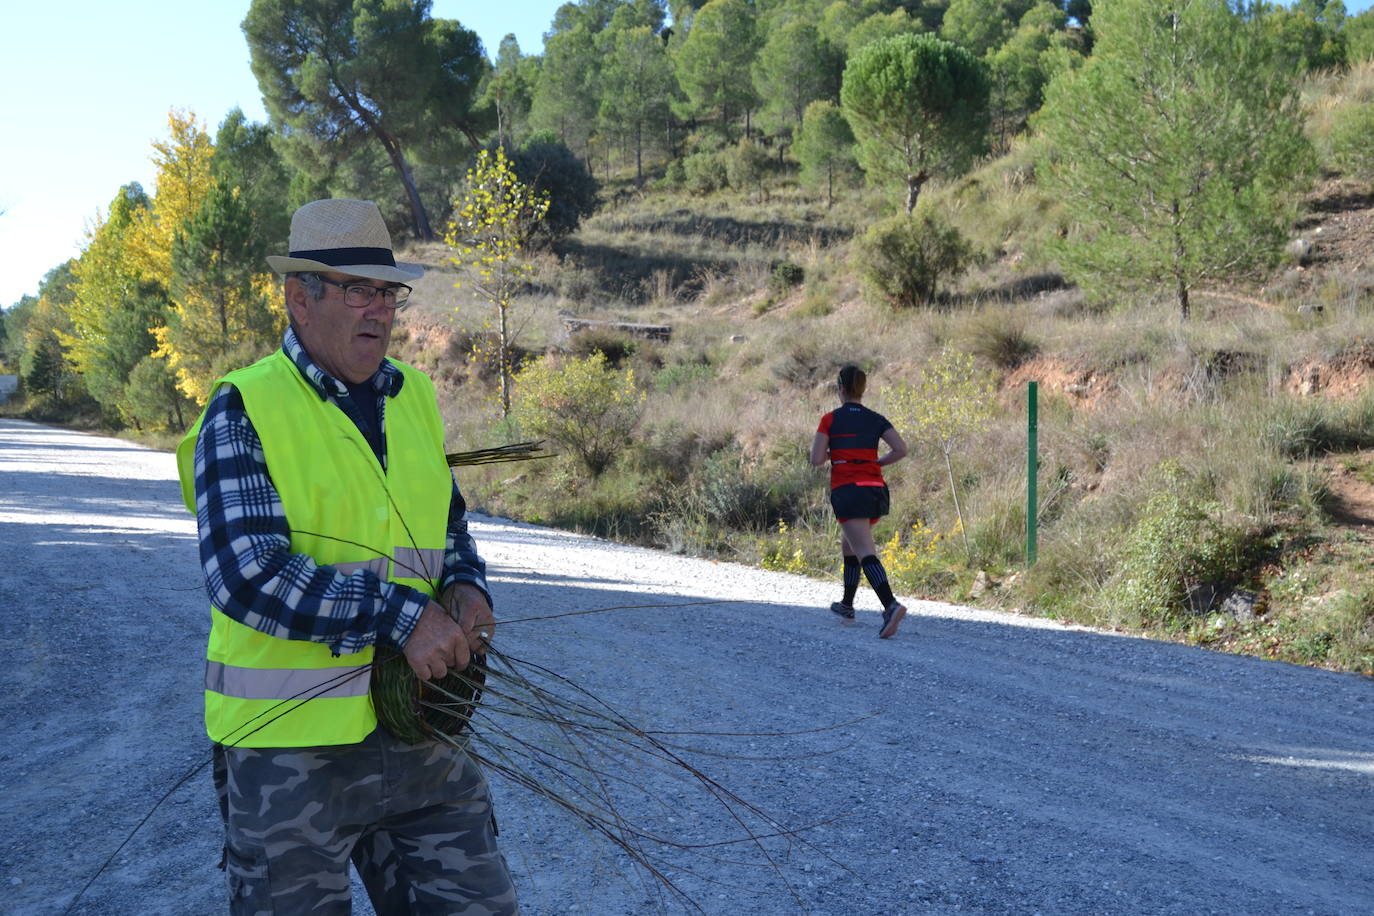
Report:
829,483,890,522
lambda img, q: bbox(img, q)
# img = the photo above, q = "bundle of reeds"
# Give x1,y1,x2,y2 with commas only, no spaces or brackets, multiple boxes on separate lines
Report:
398,642,846,909
445,440,552,468
75,604,844,913
367,441,548,741
371,650,485,744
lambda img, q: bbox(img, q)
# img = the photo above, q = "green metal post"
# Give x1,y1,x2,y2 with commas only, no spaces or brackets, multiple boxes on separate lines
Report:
1027,381,1038,567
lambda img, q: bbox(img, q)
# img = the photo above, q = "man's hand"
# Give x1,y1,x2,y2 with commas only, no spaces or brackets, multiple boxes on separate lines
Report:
401,584,496,682
402,602,470,682
441,582,496,658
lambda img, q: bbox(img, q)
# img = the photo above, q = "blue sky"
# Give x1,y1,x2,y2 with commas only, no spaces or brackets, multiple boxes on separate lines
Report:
0,1,565,307
3,1,1371,308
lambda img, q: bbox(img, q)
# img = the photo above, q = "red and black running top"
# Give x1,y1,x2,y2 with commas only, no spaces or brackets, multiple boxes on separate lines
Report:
817,403,892,490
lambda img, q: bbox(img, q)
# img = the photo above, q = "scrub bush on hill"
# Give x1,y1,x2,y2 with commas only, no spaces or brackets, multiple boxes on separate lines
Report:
855,211,972,308
511,351,645,478
964,307,1039,368
726,140,771,201
567,328,637,366
1323,103,1374,180
630,422,734,484
683,151,731,194
660,158,687,189
687,445,816,533
769,261,805,295
652,443,823,559
1099,462,1249,630
693,447,773,530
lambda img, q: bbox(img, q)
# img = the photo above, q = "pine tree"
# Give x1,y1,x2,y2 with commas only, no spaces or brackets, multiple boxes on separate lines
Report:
840,33,990,213
673,0,761,137
244,0,488,240
1034,0,1315,319
159,179,284,402
795,101,858,208
600,25,677,185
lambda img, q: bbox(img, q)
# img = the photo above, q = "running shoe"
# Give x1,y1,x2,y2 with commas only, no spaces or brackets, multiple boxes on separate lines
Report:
829,601,856,621
879,601,907,638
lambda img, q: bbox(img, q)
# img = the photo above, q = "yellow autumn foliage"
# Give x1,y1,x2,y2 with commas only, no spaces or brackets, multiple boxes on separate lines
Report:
124,110,215,289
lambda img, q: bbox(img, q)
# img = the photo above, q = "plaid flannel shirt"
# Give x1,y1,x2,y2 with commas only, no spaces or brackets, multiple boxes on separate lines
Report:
191,327,488,656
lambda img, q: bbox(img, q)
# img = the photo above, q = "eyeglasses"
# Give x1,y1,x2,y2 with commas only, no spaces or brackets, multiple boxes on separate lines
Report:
316,276,412,310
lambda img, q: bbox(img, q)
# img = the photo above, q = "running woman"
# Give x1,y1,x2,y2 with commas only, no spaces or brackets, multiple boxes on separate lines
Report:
810,365,910,638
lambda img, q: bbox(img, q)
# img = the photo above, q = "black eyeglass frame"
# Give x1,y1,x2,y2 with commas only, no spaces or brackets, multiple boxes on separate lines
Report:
315,275,413,310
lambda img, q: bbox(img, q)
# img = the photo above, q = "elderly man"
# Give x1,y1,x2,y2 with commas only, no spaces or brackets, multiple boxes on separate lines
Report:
176,198,519,914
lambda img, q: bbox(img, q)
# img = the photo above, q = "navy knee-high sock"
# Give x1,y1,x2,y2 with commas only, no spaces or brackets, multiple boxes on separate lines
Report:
842,555,861,606
860,555,897,607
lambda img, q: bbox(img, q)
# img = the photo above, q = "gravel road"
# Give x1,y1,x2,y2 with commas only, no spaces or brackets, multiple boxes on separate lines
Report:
1,417,1371,916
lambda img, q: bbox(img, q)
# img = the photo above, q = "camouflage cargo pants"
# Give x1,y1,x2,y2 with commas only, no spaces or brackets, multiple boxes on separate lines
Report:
212,726,519,915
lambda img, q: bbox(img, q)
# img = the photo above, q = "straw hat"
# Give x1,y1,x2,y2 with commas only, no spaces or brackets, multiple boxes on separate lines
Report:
266,198,424,284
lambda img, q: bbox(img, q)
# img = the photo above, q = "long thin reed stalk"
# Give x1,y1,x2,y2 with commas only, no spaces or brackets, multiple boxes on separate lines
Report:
447,440,553,467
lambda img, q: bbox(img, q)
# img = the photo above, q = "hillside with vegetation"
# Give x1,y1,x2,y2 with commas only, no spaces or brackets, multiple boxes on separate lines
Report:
3,0,1373,676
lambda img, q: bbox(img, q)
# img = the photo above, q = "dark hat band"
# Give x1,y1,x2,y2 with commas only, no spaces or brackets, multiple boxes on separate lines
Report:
288,246,396,267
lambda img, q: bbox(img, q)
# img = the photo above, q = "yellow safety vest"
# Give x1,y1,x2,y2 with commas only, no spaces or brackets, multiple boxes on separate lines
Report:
177,350,451,747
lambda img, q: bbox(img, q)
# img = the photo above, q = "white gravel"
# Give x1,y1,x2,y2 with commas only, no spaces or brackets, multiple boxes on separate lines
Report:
1,417,1372,915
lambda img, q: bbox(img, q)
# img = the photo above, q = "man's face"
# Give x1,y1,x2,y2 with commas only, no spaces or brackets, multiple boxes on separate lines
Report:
287,272,399,383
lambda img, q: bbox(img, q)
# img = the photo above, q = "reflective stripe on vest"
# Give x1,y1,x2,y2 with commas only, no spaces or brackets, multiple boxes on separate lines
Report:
333,548,442,580
392,546,446,582
178,351,451,748
206,660,372,700
335,558,389,578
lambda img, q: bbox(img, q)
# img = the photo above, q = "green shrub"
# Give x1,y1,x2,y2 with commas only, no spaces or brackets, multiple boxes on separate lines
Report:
630,422,732,484
653,362,716,393
662,444,817,540
1324,102,1374,180
511,352,645,478
726,139,771,198
768,260,805,294
661,158,687,188
1100,462,1248,628
855,211,972,308
537,468,661,543
683,151,729,194
694,447,771,529
568,328,636,366
510,137,600,241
